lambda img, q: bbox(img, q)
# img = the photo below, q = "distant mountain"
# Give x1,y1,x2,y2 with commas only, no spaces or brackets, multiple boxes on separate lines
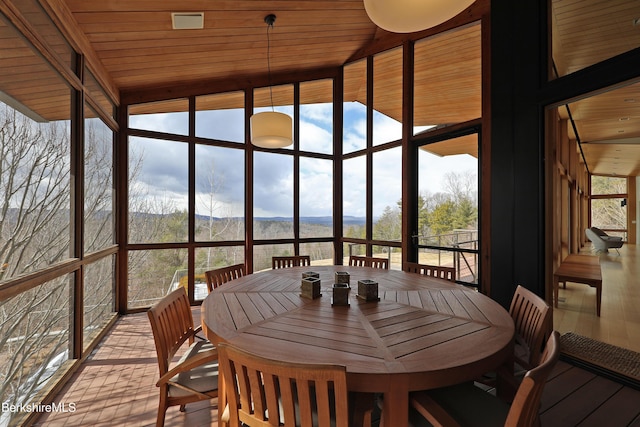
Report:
125,213,367,227
342,216,367,225
255,216,366,227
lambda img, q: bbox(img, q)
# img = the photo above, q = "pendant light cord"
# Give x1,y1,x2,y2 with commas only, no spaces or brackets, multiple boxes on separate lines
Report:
266,15,275,112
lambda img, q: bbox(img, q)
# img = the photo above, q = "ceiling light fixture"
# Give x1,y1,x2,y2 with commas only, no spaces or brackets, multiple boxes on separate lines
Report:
250,14,293,149
363,0,475,33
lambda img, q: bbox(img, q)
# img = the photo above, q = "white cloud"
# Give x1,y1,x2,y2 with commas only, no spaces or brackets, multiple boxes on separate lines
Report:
300,158,333,216
127,103,478,220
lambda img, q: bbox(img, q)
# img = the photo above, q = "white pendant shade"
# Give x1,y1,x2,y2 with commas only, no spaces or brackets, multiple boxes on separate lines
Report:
250,111,293,148
363,0,475,33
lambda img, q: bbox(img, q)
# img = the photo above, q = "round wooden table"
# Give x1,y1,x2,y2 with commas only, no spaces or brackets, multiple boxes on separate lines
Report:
202,266,514,426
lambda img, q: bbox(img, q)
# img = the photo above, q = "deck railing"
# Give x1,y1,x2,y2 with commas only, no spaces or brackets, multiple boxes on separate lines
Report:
414,230,479,286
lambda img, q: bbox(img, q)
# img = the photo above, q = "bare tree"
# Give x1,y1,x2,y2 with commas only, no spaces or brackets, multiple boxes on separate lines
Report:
590,176,627,231
0,107,70,281
196,158,243,269
0,107,147,425
0,106,72,424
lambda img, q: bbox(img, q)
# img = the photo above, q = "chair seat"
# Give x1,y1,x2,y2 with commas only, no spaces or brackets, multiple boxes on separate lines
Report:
168,341,219,398
409,383,510,427
410,332,559,427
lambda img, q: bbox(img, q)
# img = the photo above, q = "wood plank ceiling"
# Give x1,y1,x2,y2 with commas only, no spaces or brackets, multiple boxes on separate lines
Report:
0,0,638,176
552,0,640,177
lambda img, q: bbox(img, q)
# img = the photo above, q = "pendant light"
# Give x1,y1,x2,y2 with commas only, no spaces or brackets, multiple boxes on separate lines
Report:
250,14,293,148
363,0,475,33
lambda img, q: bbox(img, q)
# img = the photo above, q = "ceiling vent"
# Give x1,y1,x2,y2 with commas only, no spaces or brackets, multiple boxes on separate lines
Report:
172,12,204,30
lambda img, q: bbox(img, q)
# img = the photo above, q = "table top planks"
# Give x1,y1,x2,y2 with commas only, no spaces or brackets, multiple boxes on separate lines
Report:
203,265,514,426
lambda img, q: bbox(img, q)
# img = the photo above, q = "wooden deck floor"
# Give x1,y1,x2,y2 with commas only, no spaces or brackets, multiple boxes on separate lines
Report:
32,305,640,427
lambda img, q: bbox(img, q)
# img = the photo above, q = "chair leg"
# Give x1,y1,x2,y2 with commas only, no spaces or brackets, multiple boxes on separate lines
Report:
157,395,167,427
351,392,375,426
156,408,167,427
179,404,186,412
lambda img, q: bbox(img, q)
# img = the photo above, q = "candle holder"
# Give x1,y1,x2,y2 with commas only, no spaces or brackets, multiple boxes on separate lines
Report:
332,283,350,306
335,271,350,285
357,279,380,302
300,272,321,299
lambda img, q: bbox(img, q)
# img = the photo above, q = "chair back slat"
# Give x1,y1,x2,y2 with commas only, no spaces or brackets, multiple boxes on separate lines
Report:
147,287,195,376
272,255,311,269
349,255,389,269
505,331,560,427
405,262,456,282
509,285,552,369
218,343,349,427
205,263,245,292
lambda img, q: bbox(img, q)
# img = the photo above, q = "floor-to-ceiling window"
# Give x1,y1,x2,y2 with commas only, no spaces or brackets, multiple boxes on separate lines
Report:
124,77,339,306
0,3,117,424
417,134,480,285
410,23,482,285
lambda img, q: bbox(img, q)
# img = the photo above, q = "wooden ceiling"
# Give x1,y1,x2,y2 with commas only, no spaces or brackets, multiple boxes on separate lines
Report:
552,0,640,177
1,0,638,176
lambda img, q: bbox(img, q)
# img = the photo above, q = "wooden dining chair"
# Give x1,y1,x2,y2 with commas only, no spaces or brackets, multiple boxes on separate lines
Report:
408,331,560,427
205,263,245,292
509,285,553,370
349,255,389,269
476,285,552,395
272,255,311,269
217,342,352,427
147,287,219,427
405,262,456,282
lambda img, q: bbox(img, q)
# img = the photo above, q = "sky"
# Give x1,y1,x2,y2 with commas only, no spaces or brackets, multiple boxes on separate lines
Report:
128,103,477,219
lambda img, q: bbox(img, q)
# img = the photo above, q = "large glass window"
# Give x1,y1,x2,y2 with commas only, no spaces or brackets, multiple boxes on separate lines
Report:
195,246,244,300
128,137,189,244
128,99,189,135
195,145,245,242
300,79,333,154
13,0,74,66
300,157,333,238
196,91,245,142
128,248,188,308
372,146,402,242
0,104,72,279
300,242,334,265
254,244,293,272
413,24,481,134
0,6,118,421
343,156,366,239
373,48,402,145
591,175,628,239
0,275,71,424
254,85,294,150
417,134,479,284
85,68,115,119
0,24,72,280
84,109,114,253
343,60,367,154
83,256,115,350
253,152,293,239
